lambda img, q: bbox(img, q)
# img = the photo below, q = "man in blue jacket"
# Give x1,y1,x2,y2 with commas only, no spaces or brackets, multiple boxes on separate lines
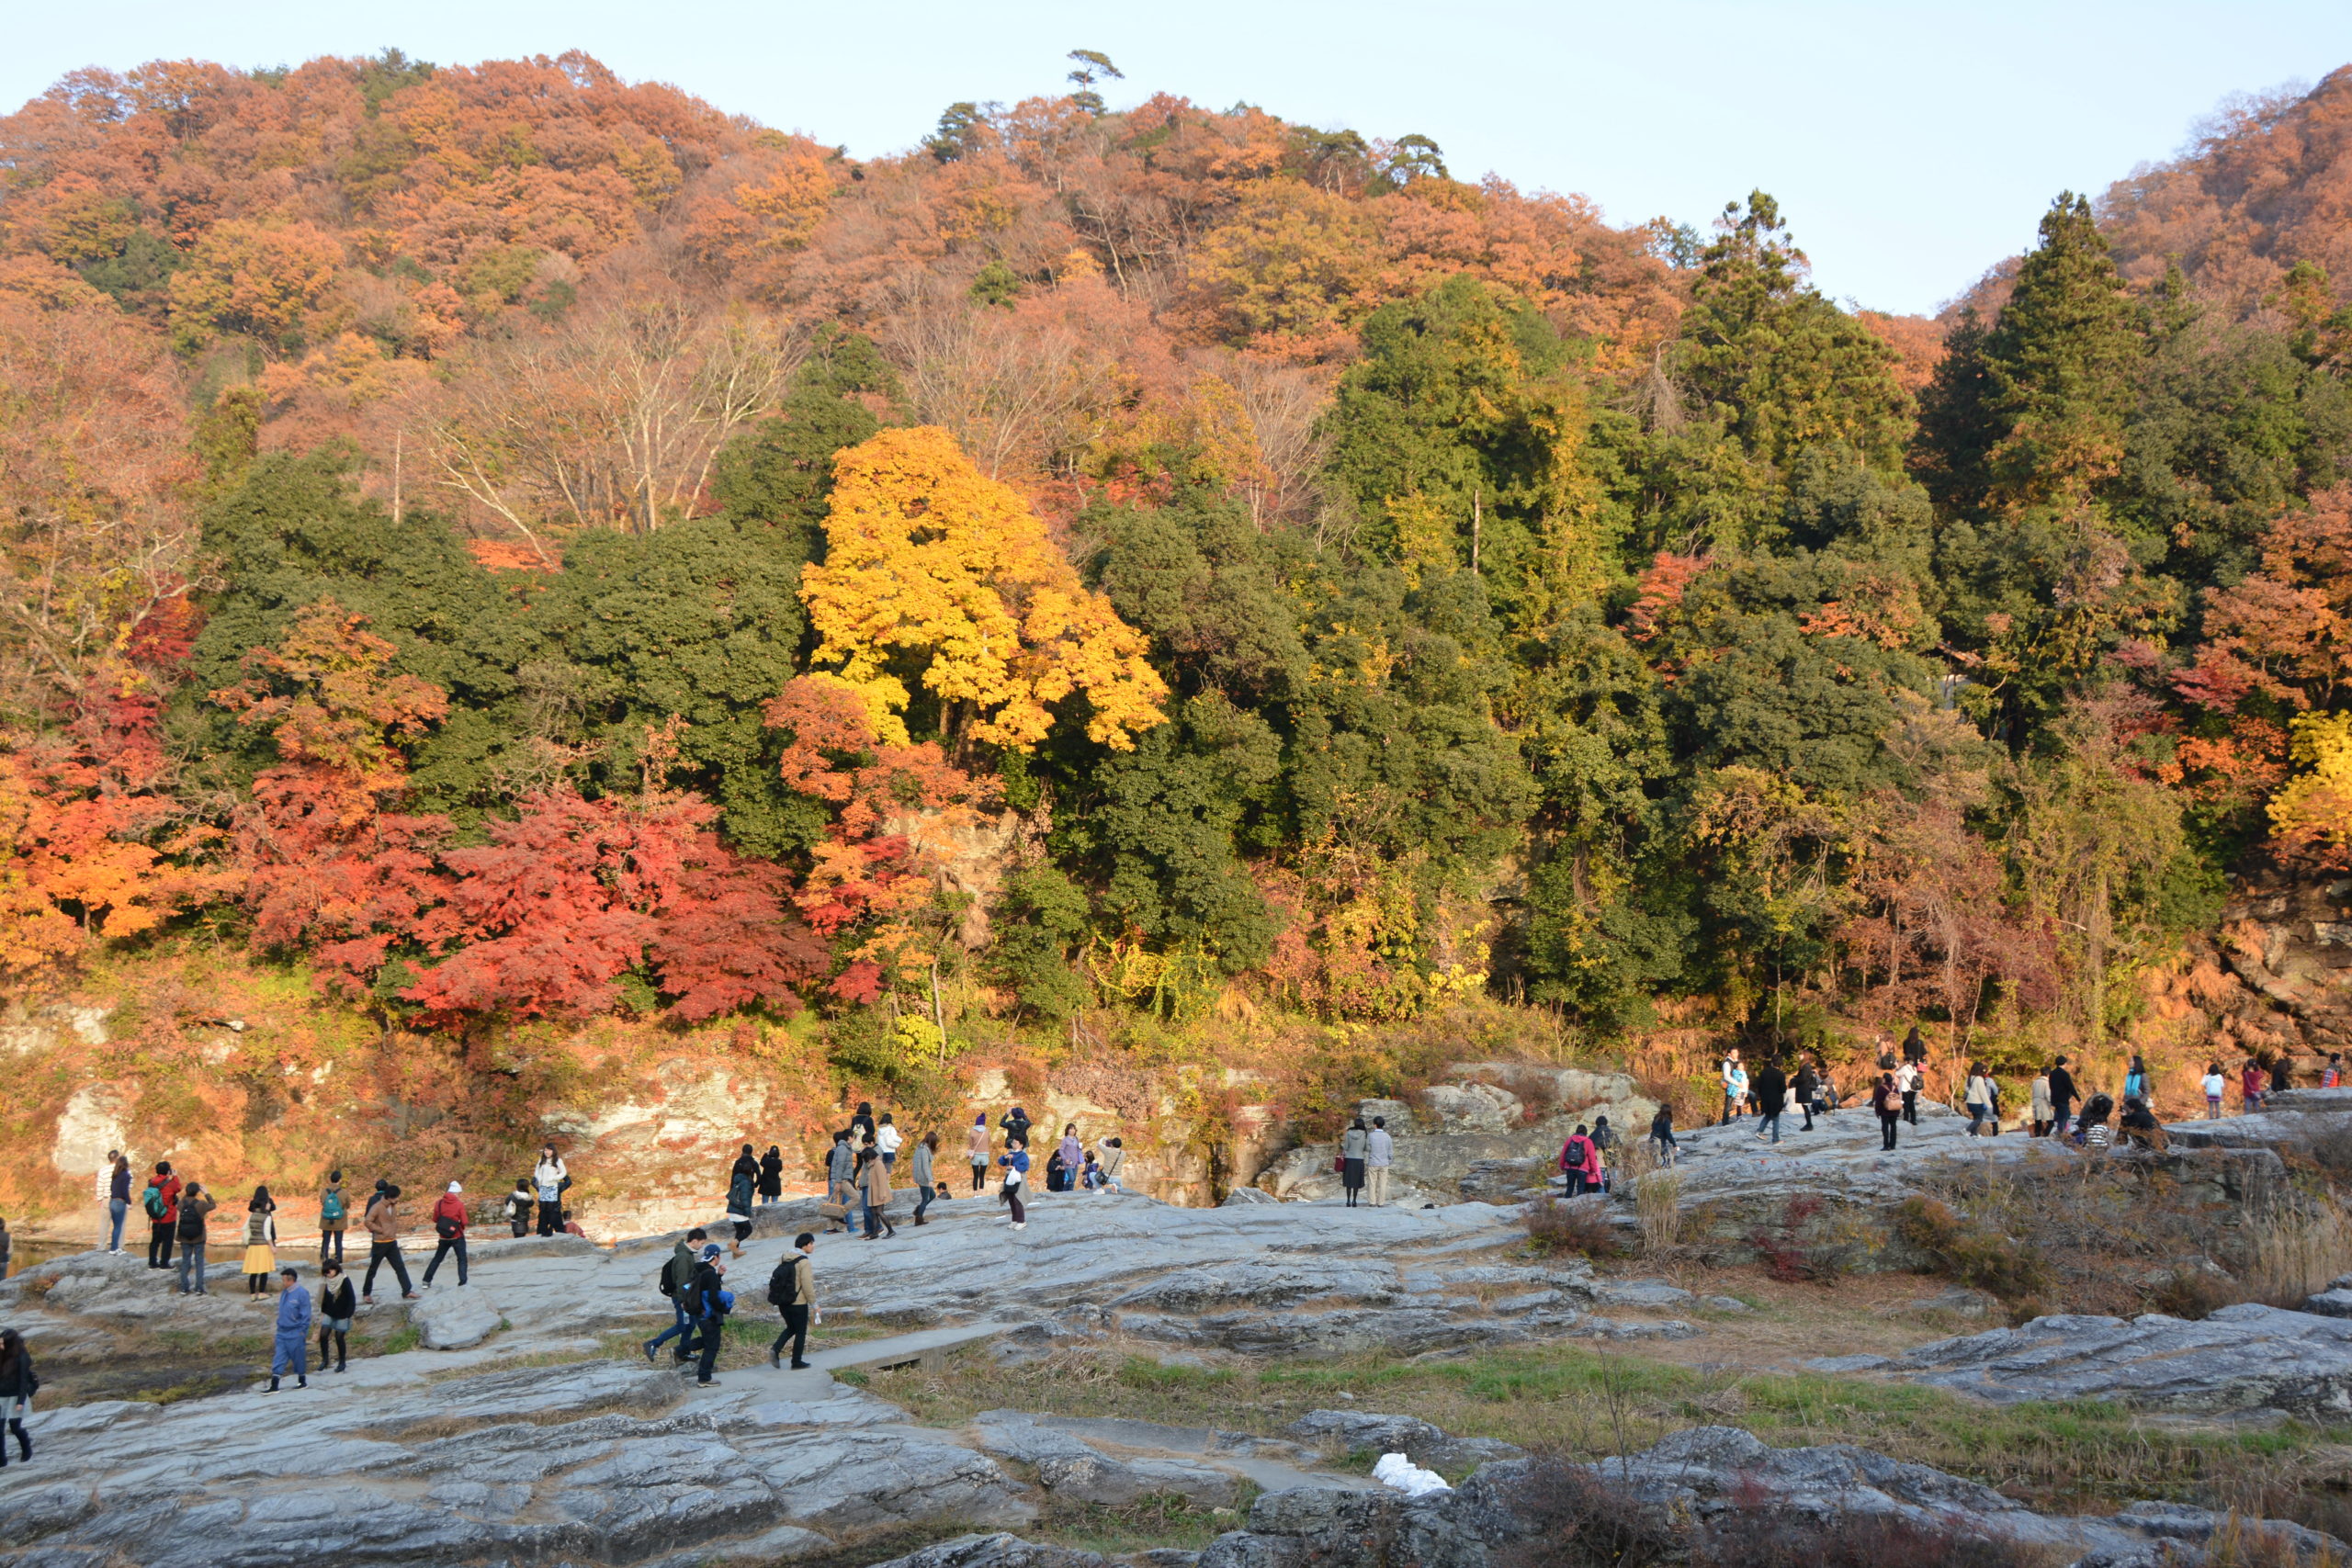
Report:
267,1266,312,1391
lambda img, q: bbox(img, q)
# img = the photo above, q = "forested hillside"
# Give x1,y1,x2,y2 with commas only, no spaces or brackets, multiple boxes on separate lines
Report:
4,51,2352,1212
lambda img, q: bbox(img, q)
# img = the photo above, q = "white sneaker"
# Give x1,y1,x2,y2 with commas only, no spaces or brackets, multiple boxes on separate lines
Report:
1012,1222,1026,1230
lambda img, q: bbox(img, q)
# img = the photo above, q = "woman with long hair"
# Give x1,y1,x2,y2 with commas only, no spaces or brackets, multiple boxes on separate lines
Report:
0,1327,32,1467
243,1186,278,1295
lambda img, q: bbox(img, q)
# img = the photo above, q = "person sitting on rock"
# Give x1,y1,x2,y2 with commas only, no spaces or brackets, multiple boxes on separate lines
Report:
2075,1094,2115,1150
1080,1149,1104,1191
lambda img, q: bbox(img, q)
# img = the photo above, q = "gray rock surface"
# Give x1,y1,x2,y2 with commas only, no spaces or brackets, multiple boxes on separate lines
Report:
863,1536,1109,1568
1280,1410,1524,1472
410,1286,504,1349
1879,1303,2352,1416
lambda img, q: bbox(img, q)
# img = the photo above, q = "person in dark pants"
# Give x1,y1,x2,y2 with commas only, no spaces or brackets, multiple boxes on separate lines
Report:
174,1182,216,1293
768,1233,818,1370
1792,1059,1818,1132
0,1327,33,1467
686,1247,729,1386
532,1147,568,1236
726,1146,758,1257
423,1182,469,1287
757,1145,785,1204
910,1133,938,1224
1752,1061,1789,1144
644,1228,707,1364
2048,1055,2078,1141
506,1179,534,1237
318,1171,348,1267
145,1161,180,1269
317,1262,356,1372
361,1184,415,1303
1872,1074,1901,1151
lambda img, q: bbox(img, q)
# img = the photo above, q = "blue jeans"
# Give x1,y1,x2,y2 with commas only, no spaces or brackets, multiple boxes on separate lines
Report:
177,1243,208,1293
913,1184,935,1222
1758,1111,1782,1143
648,1299,692,1358
107,1198,127,1250
862,1199,884,1237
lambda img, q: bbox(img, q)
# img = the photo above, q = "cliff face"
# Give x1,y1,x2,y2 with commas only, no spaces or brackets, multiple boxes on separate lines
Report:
2217,853,2352,1064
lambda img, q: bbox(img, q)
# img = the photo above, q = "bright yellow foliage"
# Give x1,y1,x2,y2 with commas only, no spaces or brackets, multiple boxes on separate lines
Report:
2268,710,2352,849
800,426,1169,751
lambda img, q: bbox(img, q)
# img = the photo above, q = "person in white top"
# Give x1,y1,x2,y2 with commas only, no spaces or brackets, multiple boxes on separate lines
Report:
1893,1060,1921,1125
876,1114,903,1170
1364,1118,1394,1207
2201,1064,2226,1119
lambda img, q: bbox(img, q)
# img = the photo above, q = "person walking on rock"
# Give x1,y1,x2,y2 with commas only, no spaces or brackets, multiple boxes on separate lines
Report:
1364,1119,1392,1207
266,1267,311,1392
361,1183,415,1303
1872,1074,1900,1152
768,1232,818,1370
2048,1056,2077,1141
532,1147,569,1236
644,1228,707,1364
1558,1125,1594,1197
317,1261,355,1372
1964,1065,1995,1135
1893,1058,1921,1125
104,1152,130,1254
174,1181,216,1294
726,1145,758,1257
1753,1061,1788,1144
857,1137,897,1240
319,1171,350,1267
0,1328,33,1468
824,1131,855,1233
686,1245,729,1386
910,1132,938,1224
876,1113,903,1171
757,1145,784,1204
966,1114,990,1193
1648,1103,1678,1166
1340,1116,1368,1207
999,1143,1030,1230
423,1182,469,1287
242,1188,278,1296
1792,1060,1818,1133
144,1161,180,1269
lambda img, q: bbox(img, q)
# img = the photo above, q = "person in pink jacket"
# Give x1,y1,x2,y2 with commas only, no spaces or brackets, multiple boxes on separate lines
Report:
1557,1124,1601,1197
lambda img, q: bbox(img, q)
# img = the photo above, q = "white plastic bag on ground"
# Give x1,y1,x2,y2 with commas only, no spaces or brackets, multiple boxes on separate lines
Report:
1372,1451,1452,1496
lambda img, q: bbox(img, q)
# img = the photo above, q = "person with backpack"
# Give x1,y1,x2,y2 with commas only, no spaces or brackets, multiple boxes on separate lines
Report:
2125,1055,2151,1105
685,1244,729,1386
505,1178,534,1237
0,1328,34,1468
361,1184,415,1303
242,1187,278,1296
318,1171,349,1267
1558,1125,1596,1197
966,1114,990,1193
175,1181,217,1294
642,1227,707,1364
317,1261,356,1373
910,1132,938,1224
757,1145,785,1203
532,1147,569,1237
767,1232,819,1370
143,1161,180,1269
2048,1056,2078,1140
998,1142,1030,1230
422,1182,469,1287
266,1267,311,1392
726,1145,758,1258
1871,1074,1900,1151
105,1152,131,1254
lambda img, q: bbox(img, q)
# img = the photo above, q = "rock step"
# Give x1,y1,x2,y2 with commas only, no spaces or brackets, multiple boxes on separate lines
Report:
815,1320,1018,1374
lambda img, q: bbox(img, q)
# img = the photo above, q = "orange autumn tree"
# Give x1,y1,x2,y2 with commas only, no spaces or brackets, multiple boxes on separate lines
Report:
798,425,1169,753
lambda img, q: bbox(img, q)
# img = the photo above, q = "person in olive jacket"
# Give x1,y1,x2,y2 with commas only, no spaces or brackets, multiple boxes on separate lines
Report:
174,1182,217,1295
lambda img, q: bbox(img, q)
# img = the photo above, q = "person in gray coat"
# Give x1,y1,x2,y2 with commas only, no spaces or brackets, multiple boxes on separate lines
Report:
1340,1118,1369,1208
910,1133,939,1225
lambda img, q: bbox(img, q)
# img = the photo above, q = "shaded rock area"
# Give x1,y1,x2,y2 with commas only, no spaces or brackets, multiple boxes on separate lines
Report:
1834,1303,2352,1417
2168,1087,2352,1169
2217,862,2352,1052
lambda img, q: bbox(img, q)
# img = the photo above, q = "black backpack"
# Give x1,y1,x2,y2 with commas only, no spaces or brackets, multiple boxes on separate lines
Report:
656,1257,680,1298
767,1256,804,1307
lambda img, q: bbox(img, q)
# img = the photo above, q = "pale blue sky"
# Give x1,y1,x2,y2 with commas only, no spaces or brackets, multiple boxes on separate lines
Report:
5,1,2347,316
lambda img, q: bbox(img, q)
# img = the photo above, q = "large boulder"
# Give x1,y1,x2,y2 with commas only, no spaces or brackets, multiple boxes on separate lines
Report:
409,1286,503,1349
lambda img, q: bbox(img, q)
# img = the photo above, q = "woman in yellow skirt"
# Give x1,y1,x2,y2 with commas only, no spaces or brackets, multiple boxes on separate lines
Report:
242,1186,277,1296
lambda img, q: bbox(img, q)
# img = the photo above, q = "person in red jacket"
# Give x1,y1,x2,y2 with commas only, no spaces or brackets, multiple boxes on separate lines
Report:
144,1162,182,1270
2241,1058,2267,1115
422,1181,469,1288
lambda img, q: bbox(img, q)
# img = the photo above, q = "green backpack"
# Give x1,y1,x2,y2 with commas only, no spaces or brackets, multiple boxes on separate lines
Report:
141,1182,166,1219
321,1189,345,1224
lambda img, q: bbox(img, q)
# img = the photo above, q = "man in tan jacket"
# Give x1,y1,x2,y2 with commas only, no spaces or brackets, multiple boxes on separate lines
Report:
767,1233,819,1370
361,1183,416,1303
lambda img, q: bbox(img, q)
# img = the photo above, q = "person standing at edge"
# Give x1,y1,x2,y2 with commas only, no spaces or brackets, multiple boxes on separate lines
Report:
318,1170,349,1267
2241,1057,2267,1115
1340,1116,1368,1207
1872,1073,1901,1152
423,1182,469,1287
317,1260,355,1372
175,1181,216,1294
1719,1049,1745,1126
726,1145,758,1258
361,1183,416,1303
0,1328,32,1468
103,1151,130,1253
2048,1056,2078,1141
757,1145,785,1205
242,1187,277,1296
266,1267,311,1392
966,1113,989,1193
767,1233,818,1369
144,1161,180,1269
532,1146,568,1236
643,1227,707,1364
910,1132,938,1225
1365,1117,1393,1207
1753,1059,1788,1144
999,1141,1030,1230
1891,1057,1919,1126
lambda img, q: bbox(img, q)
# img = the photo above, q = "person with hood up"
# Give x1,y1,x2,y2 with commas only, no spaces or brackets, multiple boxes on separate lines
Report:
757,1145,785,1203
726,1145,758,1257
966,1113,990,1192
423,1182,469,1287
998,1142,1030,1230
643,1227,707,1364
1363,1121,1392,1206
0,1328,33,1467
1752,1061,1789,1144
266,1266,311,1392
1340,1117,1368,1207
175,1181,217,1294
857,1137,897,1239
144,1161,180,1269
1000,1105,1032,1149
318,1170,350,1266
533,1147,569,1236
767,1233,819,1370
242,1187,278,1295
361,1183,415,1303
910,1132,938,1224
686,1244,729,1386
317,1260,356,1372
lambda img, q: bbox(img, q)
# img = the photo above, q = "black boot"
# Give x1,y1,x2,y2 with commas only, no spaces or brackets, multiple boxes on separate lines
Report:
266,1377,280,1393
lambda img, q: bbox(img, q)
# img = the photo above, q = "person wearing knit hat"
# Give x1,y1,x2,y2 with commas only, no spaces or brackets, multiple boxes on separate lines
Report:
423,1181,469,1288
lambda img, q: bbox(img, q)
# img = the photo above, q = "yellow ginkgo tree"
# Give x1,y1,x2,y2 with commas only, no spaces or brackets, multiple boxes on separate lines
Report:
799,425,1169,751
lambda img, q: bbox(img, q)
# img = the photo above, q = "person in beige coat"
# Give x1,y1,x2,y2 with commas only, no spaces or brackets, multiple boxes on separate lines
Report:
855,1140,896,1240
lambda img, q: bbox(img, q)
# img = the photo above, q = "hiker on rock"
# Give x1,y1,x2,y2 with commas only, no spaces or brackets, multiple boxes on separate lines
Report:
1964,1065,1996,1135
1720,1049,1746,1125
999,1142,1030,1230
2048,1057,2078,1140
1648,1103,1678,1165
1871,1074,1900,1151
423,1182,469,1287
757,1145,785,1203
727,1145,758,1257
505,1178,534,1237
2324,1053,2343,1089
1559,1124,1599,1196
876,1113,903,1171
686,1244,729,1386
857,1136,897,1240
143,1161,180,1269
767,1233,818,1370
2241,1058,2267,1115
2030,1068,2052,1138
104,1152,130,1254
910,1132,938,1224
643,1227,707,1364
1057,1124,1082,1190
532,1147,569,1236
1364,1120,1392,1206
0,1328,32,1469
317,1261,355,1372
319,1170,349,1266
1340,1116,1369,1207
2270,1055,2293,1097
2202,1063,2226,1119
174,1181,216,1294
2124,1055,2150,1105
241,1187,277,1295
1902,1026,1928,1067
966,1113,990,1192
361,1183,415,1303
1000,1105,1031,1149
266,1267,311,1392
824,1131,856,1232
850,1101,877,1143
1753,1061,1789,1144
1792,1059,1819,1132
1893,1058,1921,1125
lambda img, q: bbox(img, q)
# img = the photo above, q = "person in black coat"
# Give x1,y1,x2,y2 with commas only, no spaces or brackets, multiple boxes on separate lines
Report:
756,1145,785,1202
1792,1059,1819,1131
1752,1062,1790,1144
2047,1055,2078,1139
686,1249,729,1387
316,1262,357,1373
0,1327,32,1466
